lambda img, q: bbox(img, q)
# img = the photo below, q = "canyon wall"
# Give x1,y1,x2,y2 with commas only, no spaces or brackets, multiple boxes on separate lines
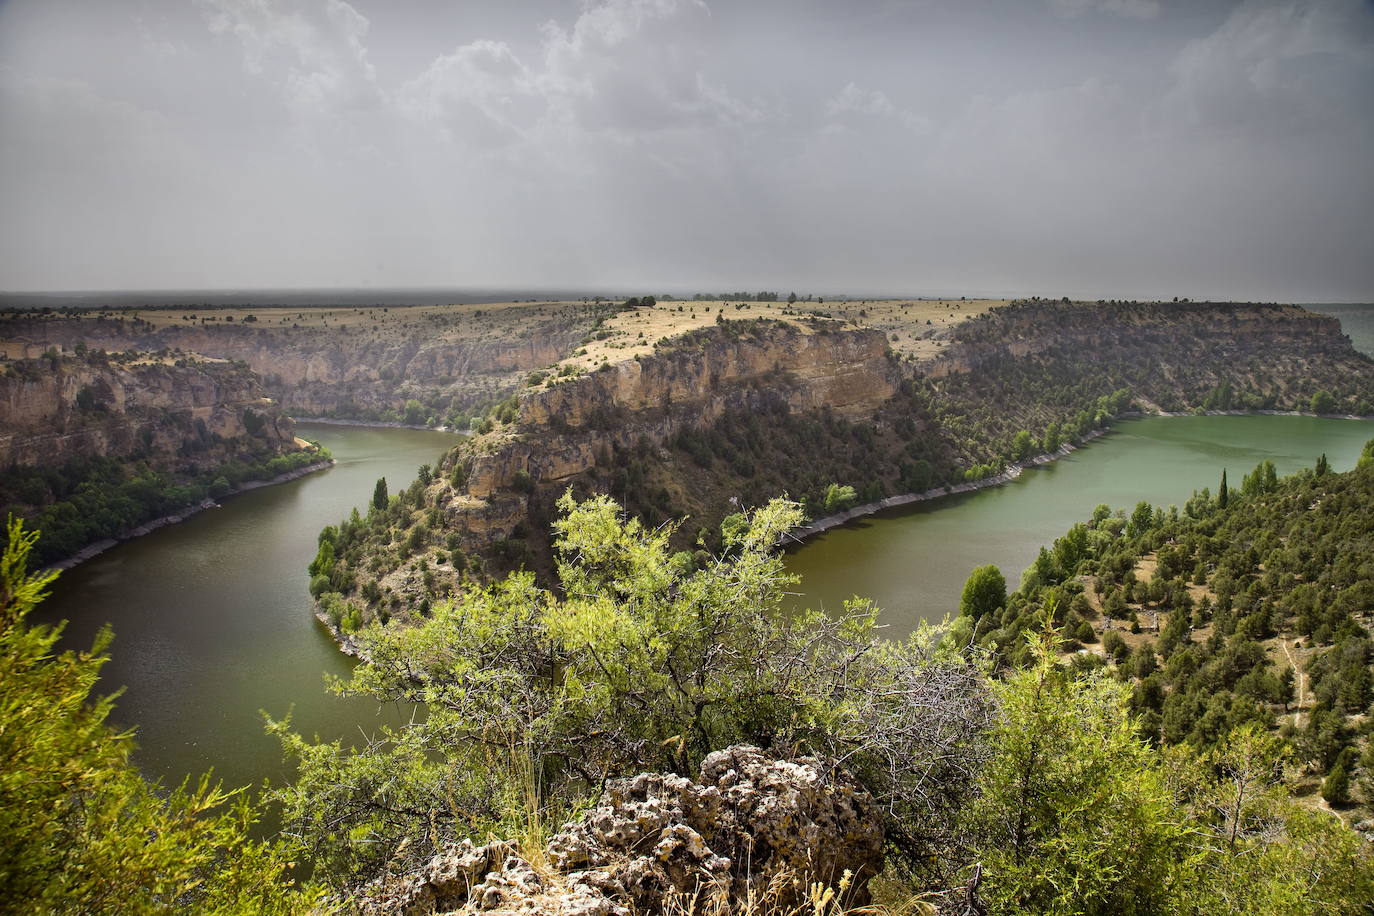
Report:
442,322,898,551
929,301,1361,388
0,309,601,421
0,355,297,470
318,302,1374,630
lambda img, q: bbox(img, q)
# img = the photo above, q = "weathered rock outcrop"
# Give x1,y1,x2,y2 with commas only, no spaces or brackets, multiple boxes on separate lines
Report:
0,355,296,469
444,321,896,550
355,746,883,916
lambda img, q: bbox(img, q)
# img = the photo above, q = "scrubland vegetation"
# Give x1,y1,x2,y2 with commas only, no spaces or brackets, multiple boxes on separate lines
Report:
952,439,1374,822
7,443,1374,912
6,299,1374,913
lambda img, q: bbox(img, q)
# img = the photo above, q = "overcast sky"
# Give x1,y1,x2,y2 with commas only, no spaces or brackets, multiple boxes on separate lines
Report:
1,0,1370,301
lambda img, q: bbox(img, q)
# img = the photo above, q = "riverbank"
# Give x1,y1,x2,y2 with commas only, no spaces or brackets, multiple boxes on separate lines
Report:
293,416,466,434
314,607,368,660
786,428,1113,545
1151,408,1372,420
43,458,336,572
785,407,1373,545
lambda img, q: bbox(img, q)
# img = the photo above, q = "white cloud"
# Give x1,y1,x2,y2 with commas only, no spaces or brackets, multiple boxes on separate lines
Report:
1162,0,1374,133
2,0,1370,298
398,40,537,146
196,0,383,116
535,0,762,133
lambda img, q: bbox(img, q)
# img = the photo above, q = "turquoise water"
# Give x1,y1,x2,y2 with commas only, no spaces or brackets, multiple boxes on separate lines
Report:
784,414,1374,637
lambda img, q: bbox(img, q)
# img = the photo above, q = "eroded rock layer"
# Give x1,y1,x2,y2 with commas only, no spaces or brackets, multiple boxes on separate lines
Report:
0,355,296,469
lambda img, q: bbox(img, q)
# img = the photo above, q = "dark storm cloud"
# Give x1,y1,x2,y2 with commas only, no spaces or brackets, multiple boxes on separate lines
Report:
0,0,1370,300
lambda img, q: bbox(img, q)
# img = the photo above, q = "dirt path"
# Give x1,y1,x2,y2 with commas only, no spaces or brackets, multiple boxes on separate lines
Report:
1281,637,1305,728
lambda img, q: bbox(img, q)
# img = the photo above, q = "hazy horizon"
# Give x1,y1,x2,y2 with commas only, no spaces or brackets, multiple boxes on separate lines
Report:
2,0,1371,302
4,286,1373,309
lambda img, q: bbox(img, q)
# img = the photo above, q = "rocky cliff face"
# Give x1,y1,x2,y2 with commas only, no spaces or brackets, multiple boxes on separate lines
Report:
0,355,296,469
321,301,1374,629
443,321,897,550
354,746,883,916
0,310,599,421
929,301,1361,381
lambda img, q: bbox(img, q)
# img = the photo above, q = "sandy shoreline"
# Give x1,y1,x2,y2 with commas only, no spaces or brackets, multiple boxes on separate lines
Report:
43,459,336,573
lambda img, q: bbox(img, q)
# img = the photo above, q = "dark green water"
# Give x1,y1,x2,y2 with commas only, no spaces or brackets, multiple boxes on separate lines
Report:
37,423,459,791
784,415,1374,637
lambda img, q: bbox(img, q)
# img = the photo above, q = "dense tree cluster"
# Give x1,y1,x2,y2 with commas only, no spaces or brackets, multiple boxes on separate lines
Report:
954,440,1374,821
0,448,327,567
293,491,1374,912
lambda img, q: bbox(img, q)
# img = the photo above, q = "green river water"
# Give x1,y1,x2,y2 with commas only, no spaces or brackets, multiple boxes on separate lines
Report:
783,415,1374,637
37,424,460,792
33,304,1374,793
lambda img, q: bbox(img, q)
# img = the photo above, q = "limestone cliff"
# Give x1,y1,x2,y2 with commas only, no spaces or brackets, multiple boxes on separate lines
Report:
353,746,883,916
0,355,295,469
928,301,1365,404
0,305,604,422
0,352,312,566
318,302,1374,630
445,321,896,551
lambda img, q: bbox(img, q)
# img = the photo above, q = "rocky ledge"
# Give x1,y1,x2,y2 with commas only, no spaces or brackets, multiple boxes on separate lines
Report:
354,746,884,916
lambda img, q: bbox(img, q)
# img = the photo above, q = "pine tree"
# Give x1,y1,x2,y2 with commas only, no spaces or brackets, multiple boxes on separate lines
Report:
371,476,389,512
1323,755,1351,806
1218,468,1229,509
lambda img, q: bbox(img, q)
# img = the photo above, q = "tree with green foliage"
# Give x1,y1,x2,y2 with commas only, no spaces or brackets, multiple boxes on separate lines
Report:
960,564,1006,620
1323,752,1352,806
0,518,318,914
1241,459,1278,497
966,627,1189,915
371,476,388,512
1219,468,1228,509
272,493,992,888
822,482,858,513
1009,429,1035,462
402,399,426,426
1310,389,1336,414
966,629,1374,915
1127,500,1155,539
1176,726,1374,914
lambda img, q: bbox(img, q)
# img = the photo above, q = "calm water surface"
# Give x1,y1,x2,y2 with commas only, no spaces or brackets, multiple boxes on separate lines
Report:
38,424,458,790
33,414,1374,792
784,415,1374,637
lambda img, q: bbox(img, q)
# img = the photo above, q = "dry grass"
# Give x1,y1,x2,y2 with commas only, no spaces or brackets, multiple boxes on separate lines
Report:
4,297,1004,377
557,298,1004,373
117,300,570,332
